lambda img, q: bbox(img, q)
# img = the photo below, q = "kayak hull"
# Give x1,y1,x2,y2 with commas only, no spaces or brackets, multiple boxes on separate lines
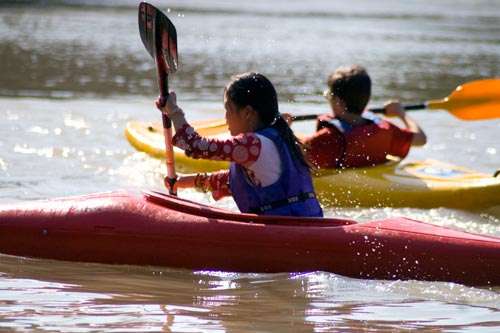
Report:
312,159,500,209
125,120,500,209
1,190,499,286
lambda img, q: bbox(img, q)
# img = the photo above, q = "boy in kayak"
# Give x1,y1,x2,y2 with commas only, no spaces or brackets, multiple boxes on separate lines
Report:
155,72,323,217
287,65,427,168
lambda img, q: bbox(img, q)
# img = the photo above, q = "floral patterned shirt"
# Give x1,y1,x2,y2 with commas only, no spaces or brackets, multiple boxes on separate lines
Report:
172,123,281,200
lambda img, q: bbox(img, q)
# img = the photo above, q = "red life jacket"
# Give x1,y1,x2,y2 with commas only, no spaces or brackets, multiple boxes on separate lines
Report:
303,114,413,169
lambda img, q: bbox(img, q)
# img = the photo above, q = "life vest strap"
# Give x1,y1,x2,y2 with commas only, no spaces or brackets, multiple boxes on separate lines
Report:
250,192,317,214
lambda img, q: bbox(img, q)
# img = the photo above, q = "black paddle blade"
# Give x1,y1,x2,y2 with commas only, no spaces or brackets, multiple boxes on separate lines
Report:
138,2,178,75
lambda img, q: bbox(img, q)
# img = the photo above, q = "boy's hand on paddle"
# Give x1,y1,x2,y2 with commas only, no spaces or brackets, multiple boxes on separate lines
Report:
281,113,293,126
383,100,405,118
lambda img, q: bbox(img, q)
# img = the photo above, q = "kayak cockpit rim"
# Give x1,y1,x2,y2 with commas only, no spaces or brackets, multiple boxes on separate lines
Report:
141,190,357,227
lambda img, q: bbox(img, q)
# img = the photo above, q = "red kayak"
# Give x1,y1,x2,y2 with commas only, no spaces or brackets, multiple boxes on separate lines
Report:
0,190,498,286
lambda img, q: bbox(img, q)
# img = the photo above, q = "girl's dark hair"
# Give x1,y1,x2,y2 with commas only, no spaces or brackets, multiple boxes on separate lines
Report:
225,72,310,169
327,65,371,115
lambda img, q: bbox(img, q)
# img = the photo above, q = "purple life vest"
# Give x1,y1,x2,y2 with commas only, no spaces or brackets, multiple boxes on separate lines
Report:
229,128,323,217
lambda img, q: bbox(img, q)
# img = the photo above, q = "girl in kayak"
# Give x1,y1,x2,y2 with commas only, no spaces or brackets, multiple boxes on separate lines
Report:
286,65,427,168
155,72,323,217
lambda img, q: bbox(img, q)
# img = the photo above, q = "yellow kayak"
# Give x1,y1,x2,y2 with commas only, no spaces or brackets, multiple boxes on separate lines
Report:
125,119,229,173
125,120,500,209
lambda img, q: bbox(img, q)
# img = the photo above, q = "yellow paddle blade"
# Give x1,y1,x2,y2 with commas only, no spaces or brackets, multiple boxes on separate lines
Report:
427,79,500,120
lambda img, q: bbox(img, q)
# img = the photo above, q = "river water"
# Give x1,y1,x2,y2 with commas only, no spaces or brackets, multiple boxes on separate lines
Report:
1,1,500,332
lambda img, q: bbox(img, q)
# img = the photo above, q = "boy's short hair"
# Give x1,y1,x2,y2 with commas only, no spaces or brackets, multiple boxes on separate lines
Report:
327,65,371,115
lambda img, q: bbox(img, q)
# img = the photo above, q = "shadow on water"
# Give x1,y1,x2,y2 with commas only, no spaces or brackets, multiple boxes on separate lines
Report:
1,253,499,332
